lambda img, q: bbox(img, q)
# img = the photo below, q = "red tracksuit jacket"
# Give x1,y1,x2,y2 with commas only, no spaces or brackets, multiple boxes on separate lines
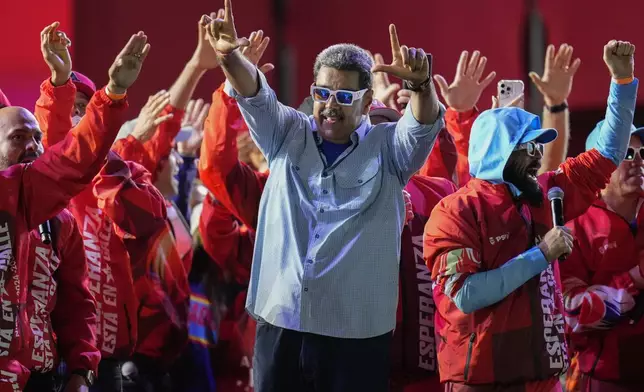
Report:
36,79,171,361
109,98,190,368
24,209,99,374
424,149,616,388
0,83,126,390
562,198,644,385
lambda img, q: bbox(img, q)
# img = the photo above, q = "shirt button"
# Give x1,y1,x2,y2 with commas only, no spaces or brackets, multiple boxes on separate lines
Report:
295,166,300,171
314,234,320,239
323,190,328,194
358,179,363,184
319,208,324,213
304,288,309,292
322,171,328,177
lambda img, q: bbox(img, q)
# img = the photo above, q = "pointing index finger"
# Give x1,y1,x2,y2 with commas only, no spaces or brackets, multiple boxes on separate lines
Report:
224,0,234,22
389,24,401,62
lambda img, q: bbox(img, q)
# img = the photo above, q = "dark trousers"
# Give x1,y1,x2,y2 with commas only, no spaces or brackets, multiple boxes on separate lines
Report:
122,354,171,392
253,321,391,392
91,358,124,392
24,370,63,392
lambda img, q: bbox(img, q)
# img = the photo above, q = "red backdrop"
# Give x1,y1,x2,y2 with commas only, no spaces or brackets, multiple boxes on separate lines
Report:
2,0,643,112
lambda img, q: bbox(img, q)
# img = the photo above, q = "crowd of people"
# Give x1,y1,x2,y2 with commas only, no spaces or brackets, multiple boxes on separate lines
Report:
0,0,642,391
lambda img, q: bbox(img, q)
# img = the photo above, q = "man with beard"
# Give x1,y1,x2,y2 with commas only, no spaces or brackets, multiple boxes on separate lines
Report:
560,124,644,391
205,0,443,390
424,39,638,391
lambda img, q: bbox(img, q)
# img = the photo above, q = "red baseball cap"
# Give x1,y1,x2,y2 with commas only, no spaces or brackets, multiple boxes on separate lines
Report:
70,71,96,99
0,88,11,107
369,99,401,122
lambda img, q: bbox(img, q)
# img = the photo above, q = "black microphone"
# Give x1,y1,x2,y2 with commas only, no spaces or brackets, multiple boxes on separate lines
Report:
547,187,566,262
548,187,565,227
39,220,52,245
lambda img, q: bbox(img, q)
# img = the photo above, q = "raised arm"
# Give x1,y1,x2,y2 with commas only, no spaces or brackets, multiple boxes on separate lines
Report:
546,40,638,222
198,84,267,230
372,25,445,181
24,32,151,230
205,3,303,161
35,22,75,147
529,44,581,173
433,50,496,185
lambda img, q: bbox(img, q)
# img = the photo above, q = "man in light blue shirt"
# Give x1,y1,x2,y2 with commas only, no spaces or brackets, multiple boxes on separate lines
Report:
203,2,444,391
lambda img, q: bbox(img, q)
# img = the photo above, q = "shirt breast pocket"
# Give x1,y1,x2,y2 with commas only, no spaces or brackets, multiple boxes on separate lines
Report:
334,158,382,210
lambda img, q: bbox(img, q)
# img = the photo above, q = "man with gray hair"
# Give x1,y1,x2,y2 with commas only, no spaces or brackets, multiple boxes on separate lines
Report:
204,1,444,390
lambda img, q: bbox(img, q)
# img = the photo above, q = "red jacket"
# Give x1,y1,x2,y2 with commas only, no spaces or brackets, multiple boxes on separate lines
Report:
390,175,456,392
0,84,126,391
24,209,99,374
417,107,476,187
561,199,644,384
424,149,616,387
36,80,170,360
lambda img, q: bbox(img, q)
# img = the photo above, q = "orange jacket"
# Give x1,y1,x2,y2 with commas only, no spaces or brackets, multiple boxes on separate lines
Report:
24,209,100,374
0,82,126,391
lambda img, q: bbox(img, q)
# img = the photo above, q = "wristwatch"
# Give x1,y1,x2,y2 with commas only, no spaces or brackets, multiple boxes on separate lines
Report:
545,101,568,113
72,369,96,386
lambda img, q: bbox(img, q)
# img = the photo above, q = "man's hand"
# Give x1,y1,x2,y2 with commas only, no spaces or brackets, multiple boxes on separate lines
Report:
604,40,635,80
206,0,250,57
529,44,581,107
40,21,72,86
434,50,496,112
178,99,209,156
189,12,221,71
371,24,429,87
538,226,574,263
241,29,275,74
64,374,88,392
108,32,151,95
131,90,173,142
369,52,401,110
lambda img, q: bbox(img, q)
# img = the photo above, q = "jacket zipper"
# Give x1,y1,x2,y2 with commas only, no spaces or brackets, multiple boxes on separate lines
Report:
463,333,476,381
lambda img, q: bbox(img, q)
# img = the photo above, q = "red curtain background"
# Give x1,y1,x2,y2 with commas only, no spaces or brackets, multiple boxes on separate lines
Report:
2,0,643,131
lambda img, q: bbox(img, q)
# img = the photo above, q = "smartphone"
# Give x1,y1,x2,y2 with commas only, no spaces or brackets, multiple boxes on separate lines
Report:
497,80,524,107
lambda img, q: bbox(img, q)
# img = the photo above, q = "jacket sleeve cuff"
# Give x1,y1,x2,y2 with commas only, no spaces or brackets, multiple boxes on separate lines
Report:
40,77,76,98
224,69,272,104
445,106,478,123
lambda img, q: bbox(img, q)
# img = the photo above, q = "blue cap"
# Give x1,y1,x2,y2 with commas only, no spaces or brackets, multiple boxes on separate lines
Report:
585,121,644,151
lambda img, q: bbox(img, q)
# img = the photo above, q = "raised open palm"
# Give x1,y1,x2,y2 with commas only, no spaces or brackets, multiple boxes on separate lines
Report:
40,22,72,85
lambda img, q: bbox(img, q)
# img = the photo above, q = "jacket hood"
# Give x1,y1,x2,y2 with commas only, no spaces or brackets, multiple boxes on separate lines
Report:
468,107,557,182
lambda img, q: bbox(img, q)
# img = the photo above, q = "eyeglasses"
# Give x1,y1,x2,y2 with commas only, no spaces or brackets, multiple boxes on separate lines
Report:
310,85,368,106
625,146,644,161
514,141,544,157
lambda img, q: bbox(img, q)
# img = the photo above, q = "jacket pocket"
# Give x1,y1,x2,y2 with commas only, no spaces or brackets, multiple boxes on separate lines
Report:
463,333,476,381
334,158,381,209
